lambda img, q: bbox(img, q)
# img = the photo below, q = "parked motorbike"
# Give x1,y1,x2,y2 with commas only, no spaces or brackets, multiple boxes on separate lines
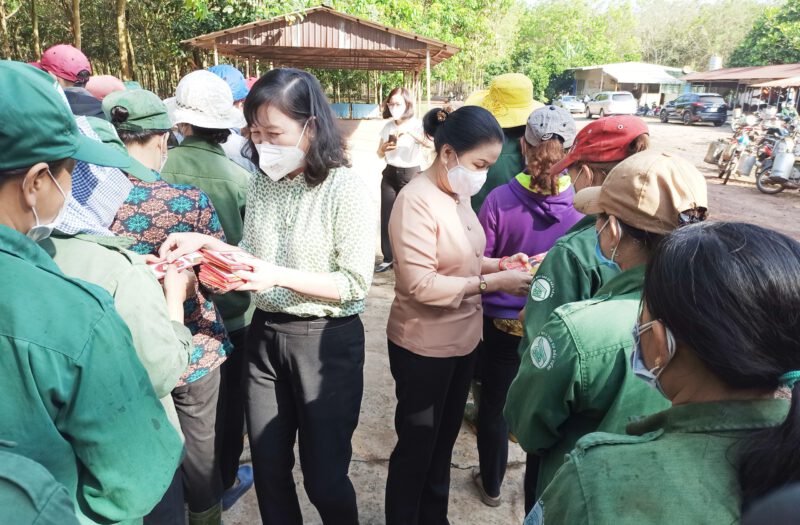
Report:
756,134,800,194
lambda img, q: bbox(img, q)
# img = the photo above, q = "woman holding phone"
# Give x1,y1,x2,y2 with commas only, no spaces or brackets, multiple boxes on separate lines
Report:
375,87,431,273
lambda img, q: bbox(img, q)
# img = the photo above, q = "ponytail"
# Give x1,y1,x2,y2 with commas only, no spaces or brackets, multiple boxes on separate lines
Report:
738,382,800,509
526,138,566,195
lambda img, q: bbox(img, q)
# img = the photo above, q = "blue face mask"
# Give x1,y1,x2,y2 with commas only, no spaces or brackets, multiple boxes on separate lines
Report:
630,319,676,398
595,218,621,272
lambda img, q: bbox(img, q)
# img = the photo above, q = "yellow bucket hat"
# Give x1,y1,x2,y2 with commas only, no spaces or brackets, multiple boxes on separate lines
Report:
465,73,544,128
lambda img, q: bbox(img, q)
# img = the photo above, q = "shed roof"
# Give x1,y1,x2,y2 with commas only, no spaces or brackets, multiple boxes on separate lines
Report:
182,5,459,72
572,62,683,85
683,64,800,83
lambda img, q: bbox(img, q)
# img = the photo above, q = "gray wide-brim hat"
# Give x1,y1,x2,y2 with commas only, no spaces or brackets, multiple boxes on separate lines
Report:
524,105,577,148
165,70,246,129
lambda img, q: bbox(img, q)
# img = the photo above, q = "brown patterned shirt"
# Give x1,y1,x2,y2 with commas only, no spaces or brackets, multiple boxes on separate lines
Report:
111,172,231,385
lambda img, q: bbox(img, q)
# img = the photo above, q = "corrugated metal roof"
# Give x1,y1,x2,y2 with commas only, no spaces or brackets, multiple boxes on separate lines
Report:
182,5,459,71
571,62,683,85
751,75,800,88
683,64,800,83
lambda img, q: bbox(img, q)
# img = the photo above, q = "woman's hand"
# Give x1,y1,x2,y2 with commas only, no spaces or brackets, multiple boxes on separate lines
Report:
234,258,282,293
501,252,531,271
161,264,197,323
158,232,234,262
379,140,397,155
488,269,533,296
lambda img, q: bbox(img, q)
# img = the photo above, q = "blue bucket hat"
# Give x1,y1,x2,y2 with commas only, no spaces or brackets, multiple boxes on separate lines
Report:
207,64,249,102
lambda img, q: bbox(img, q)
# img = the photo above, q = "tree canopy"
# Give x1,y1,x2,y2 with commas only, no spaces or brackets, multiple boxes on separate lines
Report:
0,0,790,101
730,0,800,66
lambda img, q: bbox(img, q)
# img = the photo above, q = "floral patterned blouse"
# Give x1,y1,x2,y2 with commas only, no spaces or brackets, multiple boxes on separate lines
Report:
111,172,231,385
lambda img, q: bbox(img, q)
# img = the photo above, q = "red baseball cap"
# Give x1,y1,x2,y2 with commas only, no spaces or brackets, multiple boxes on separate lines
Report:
549,115,649,176
39,44,92,83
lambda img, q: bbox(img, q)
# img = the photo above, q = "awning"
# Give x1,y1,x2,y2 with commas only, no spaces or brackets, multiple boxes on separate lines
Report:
751,76,800,88
572,62,683,85
181,5,459,72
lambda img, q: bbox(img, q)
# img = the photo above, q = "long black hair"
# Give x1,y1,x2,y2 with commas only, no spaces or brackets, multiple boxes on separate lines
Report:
643,221,800,508
243,68,349,186
422,105,504,156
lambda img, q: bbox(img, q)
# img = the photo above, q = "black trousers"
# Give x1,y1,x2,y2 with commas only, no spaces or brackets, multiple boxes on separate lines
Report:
144,468,185,525
385,340,478,525
172,366,224,513
244,310,365,525
380,165,418,263
476,317,522,497
524,454,541,513
219,326,248,490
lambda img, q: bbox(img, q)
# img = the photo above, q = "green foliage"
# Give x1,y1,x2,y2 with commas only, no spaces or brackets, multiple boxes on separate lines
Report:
507,0,641,101
636,0,767,70
730,0,800,66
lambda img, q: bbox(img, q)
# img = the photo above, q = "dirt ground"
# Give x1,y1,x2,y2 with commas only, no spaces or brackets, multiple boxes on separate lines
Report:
222,115,800,525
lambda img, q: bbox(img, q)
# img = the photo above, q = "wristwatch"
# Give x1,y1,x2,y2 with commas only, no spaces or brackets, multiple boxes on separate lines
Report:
478,275,488,294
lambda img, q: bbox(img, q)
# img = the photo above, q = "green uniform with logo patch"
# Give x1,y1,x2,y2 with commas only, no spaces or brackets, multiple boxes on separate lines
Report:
504,264,670,496
518,215,619,357
525,399,790,525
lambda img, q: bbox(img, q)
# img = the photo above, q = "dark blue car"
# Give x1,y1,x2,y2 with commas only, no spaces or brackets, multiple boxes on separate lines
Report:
660,93,728,127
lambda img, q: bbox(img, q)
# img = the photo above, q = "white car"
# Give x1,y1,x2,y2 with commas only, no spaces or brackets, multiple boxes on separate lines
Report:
553,95,586,114
585,91,637,118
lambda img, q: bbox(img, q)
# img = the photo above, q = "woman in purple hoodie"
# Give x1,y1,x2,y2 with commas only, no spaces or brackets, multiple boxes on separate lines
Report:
472,105,581,506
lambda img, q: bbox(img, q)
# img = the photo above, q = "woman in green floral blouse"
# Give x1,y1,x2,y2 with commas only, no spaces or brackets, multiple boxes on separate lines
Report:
160,68,376,525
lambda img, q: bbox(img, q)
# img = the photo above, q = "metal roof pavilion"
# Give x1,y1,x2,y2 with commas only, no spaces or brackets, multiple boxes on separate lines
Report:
181,5,459,72
571,62,684,85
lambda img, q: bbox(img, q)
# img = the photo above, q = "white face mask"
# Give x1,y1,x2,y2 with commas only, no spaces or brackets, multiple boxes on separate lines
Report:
389,105,406,120
27,170,70,242
256,119,309,182
446,152,488,198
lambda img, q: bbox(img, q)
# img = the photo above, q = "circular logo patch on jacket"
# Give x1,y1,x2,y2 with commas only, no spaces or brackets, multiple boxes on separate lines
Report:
530,276,553,302
530,334,555,369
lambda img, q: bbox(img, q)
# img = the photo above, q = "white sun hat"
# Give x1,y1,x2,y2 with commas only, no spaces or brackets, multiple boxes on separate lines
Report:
164,70,246,129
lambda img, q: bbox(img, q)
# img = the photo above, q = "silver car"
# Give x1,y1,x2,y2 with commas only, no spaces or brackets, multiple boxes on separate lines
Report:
553,95,586,114
585,91,637,118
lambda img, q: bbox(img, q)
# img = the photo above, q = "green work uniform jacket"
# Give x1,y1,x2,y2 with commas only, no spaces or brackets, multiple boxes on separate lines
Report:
0,443,80,525
526,399,790,525
518,215,618,357
505,265,670,495
161,136,252,332
471,137,523,214
0,225,183,525
41,233,192,437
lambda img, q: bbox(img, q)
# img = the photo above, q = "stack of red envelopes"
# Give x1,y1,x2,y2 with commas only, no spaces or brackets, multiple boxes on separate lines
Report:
198,250,258,292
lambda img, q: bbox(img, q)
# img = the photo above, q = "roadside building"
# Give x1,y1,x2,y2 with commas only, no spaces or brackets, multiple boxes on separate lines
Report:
569,62,684,106
683,64,800,111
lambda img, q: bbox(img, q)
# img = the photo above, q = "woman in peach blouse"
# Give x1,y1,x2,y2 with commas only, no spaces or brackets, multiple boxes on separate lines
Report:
385,105,533,524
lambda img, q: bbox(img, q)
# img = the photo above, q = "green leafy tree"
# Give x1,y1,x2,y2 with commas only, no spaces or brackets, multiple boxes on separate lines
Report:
730,0,800,66
507,0,640,101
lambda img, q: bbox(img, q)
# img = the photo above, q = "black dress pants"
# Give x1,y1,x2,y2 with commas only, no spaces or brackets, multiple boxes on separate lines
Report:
385,340,478,525
219,326,248,490
244,310,365,525
380,165,418,263
476,317,522,497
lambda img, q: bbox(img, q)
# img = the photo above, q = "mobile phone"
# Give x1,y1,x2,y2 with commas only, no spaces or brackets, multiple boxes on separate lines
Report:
387,133,398,145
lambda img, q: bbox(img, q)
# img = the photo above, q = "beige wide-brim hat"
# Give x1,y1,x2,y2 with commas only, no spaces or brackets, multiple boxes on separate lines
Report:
574,150,708,235
465,73,544,128
165,70,246,129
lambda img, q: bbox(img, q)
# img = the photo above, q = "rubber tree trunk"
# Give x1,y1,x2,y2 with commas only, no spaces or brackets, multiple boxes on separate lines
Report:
115,0,131,79
71,0,81,49
31,0,40,57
